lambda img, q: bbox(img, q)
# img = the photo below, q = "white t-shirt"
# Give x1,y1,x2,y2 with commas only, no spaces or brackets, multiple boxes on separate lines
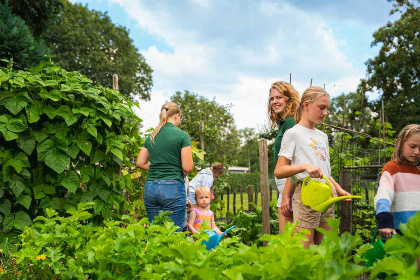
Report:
279,124,331,184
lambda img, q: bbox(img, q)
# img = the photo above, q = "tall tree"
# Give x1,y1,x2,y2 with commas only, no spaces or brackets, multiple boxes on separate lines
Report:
171,90,240,165
359,0,420,132
0,1,58,69
44,1,153,100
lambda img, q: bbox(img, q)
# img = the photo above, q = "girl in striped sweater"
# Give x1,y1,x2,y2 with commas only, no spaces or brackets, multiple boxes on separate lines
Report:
374,124,420,238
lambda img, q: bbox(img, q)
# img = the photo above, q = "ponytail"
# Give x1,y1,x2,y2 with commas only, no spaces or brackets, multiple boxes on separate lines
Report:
151,102,181,143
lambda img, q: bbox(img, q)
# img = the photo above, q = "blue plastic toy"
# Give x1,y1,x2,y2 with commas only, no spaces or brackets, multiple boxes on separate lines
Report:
202,225,236,250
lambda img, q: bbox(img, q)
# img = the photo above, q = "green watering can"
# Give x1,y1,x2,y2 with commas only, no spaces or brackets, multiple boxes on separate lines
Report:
363,230,387,268
301,176,362,213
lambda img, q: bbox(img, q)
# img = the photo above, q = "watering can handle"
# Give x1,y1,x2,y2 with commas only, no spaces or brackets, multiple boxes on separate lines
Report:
302,176,332,188
371,230,379,245
217,225,236,243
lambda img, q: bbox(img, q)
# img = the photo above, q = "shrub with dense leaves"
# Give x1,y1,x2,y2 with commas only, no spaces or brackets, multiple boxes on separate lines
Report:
0,60,142,238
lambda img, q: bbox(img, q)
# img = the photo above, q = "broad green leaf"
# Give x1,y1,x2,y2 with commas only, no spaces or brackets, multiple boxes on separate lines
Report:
100,116,112,127
68,144,80,159
87,125,97,138
60,84,72,91
33,185,46,199
43,185,56,195
3,94,28,115
44,80,59,87
77,140,92,156
38,197,50,208
111,148,123,161
0,199,11,214
17,195,32,210
4,152,30,173
1,130,18,141
10,180,25,198
17,137,36,155
3,212,14,230
31,130,48,142
7,118,27,132
56,105,78,126
37,139,54,161
58,171,80,193
45,151,70,174
13,211,32,231
43,106,57,119
26,100,44,123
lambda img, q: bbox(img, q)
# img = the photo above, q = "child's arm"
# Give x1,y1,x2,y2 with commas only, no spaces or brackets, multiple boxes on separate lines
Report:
329,176,352,200
280,178,295,216
211,215,223,235
275,156,324,179
187,210,199,234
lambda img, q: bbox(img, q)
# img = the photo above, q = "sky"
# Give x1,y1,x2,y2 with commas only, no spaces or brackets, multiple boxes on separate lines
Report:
70,0,396,132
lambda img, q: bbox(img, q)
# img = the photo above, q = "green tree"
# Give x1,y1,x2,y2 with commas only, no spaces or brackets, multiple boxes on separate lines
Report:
171,90,240,165
44,1,153,100
0,2,50,69
237,128,259,173
359,0,420,132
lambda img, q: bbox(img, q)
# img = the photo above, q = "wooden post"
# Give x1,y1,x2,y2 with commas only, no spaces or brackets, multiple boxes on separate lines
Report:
247,185,254,211
227,187,230,215
270,186,273,202
112,74,119,91
259,139,270,245
365,187,369,205
289,73,292,84
233,186,237,215
240,185,244,210
220,193,223,214
339,170,352,233
254,185,258,207
310,78,313,87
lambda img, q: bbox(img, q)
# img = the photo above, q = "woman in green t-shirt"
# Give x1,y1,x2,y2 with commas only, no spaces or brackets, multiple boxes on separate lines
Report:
136,102,194,232
268,81,300,233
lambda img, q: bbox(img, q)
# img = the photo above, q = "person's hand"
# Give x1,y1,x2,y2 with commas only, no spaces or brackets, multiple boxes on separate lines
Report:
280,197,293,217
186,200,191,210
303,164,323,178
337,188,352,202
379,228,396,239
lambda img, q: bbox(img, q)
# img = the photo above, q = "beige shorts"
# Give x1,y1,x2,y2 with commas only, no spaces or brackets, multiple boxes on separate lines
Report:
292,182,337,229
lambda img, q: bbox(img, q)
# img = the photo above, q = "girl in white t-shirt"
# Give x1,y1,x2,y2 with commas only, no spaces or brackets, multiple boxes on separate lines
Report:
274,86,352,248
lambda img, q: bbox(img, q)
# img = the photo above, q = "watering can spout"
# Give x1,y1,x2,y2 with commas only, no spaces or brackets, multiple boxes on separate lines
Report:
312,195,362,213
217,225,236,243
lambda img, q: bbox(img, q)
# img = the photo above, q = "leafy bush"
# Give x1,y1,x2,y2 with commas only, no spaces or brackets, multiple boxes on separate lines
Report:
0,60,142,236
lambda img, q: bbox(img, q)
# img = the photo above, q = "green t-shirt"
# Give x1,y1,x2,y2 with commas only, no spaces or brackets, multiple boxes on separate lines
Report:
273,117,295,168
143,123,192,182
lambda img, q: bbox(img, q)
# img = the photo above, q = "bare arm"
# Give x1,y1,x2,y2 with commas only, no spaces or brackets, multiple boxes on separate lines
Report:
181,146,194,174
211,215,222,235
188,210,199,234
329,176,351,197
280,178,295,216
136,147,150,171
274,156,324,179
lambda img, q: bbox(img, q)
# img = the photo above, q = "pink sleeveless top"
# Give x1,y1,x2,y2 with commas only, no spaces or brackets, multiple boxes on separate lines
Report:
192,208,213,230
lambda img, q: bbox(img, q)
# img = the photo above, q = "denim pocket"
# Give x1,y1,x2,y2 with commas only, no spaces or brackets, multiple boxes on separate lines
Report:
158,180,178,202
144,181,154,203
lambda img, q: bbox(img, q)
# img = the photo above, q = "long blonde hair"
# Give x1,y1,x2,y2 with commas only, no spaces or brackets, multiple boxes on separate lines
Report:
268,81,300,128
295,86,329,124
151,102,181,143
392,124,420,164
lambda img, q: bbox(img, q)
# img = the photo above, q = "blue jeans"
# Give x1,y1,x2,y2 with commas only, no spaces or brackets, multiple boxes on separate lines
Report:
144,179,186,232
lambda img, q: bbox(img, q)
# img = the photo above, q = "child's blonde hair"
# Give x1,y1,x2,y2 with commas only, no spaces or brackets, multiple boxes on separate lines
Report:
295,86,330,123
195,186,211,201
268,81,300,128
151,102,181,143
392,124,420,163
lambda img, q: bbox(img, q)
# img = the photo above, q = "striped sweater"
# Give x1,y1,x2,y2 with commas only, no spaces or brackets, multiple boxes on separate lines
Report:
374,160,420,229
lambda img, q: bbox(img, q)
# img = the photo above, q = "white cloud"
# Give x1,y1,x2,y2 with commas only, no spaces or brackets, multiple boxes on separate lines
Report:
111,0,385,131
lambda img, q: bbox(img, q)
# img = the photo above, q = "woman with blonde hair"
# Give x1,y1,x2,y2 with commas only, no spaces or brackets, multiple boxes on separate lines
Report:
136,102,194,232
268,81,300,233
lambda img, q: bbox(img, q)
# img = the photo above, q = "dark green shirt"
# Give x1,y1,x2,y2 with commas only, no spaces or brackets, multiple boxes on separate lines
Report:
273,117,295,168
144,123,192,182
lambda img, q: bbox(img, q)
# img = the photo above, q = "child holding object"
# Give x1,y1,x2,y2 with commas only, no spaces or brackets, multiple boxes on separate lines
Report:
275,86,352,248
374,124,420,239
188,186,222,235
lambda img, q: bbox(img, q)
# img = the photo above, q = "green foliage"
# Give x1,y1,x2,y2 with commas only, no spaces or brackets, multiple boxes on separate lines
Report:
370,211,420,279
171,90,241,166
0,60,142,233
44,1,153,100
3,0,63,37
3,203,384,279
0,3,49,69
237,128,260,173
360,0,420,132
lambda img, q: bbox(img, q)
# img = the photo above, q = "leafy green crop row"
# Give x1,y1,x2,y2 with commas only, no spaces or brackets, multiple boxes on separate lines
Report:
1,203,418,279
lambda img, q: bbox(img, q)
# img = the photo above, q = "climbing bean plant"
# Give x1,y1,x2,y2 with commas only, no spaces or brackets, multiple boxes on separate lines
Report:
0,59,143,235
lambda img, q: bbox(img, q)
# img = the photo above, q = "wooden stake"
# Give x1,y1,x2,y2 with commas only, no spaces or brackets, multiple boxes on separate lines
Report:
112,74,119,91
289,73,292,84
258,139,270,245
310,79,312,87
